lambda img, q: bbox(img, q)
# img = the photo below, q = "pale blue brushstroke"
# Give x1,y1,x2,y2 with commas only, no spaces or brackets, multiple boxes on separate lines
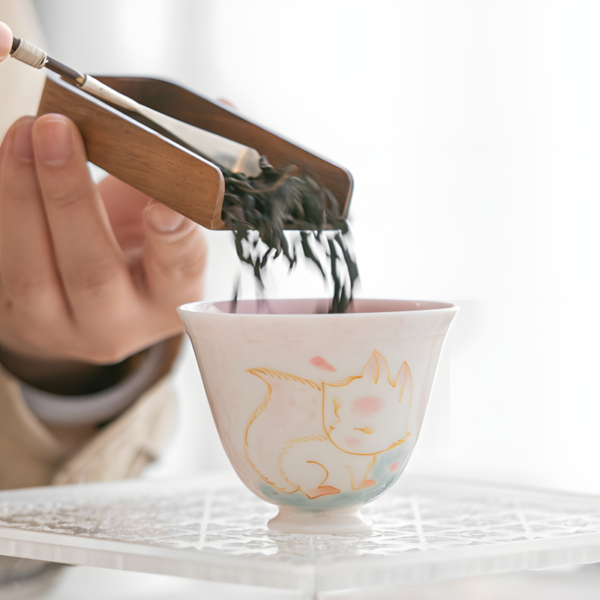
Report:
258,440,415,511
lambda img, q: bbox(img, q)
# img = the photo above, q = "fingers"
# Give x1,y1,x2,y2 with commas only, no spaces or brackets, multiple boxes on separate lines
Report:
142,200,206,307
0,118,66,321
32,115,135,313
0,22,12,62
98,175,151,259
0,113,207,364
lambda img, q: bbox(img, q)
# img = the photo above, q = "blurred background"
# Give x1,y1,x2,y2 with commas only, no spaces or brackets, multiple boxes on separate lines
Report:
11,0,600,494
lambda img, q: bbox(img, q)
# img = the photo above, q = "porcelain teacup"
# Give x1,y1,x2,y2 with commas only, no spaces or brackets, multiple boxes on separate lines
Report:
178,298,457,534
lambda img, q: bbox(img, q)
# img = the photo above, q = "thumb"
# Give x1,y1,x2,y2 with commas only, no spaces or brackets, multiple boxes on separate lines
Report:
0,23,13,62
142,200,207,305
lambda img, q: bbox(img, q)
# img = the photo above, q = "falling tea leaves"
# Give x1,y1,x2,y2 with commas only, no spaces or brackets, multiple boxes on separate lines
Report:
221,156,358,313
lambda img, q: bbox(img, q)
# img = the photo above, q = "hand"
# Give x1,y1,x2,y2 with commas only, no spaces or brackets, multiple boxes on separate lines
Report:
0,114,207,373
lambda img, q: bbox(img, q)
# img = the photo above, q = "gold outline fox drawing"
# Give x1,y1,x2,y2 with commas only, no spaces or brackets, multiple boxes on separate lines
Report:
244,351,413,499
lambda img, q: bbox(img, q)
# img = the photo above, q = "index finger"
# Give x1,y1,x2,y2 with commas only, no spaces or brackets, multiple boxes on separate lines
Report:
0,23,13,62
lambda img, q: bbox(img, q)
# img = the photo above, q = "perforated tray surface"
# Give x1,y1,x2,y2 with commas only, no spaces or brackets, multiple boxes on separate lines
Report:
0,474,599,594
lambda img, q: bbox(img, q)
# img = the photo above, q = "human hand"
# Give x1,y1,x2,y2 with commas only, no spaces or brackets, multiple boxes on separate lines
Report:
0,22,12,62
0,115,207,372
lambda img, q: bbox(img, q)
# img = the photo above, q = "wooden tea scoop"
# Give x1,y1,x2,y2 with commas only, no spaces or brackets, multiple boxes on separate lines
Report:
9,36,262,177
7,34,352,230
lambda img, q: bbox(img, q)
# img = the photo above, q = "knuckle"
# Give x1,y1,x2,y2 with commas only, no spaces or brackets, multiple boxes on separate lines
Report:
65,261,119,295
4,268,51,298
159,231,207,279
175,252,207,279
45,185,84,210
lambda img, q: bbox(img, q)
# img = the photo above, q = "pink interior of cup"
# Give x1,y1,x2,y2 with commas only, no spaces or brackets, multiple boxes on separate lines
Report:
182,298,454,315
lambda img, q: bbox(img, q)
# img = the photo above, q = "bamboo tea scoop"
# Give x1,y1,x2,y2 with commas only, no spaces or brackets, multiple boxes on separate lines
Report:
9,36,353,230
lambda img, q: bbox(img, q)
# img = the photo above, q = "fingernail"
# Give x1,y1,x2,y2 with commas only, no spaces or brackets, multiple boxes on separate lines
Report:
146,203,185,232
13,120,34,163
34,118,73,166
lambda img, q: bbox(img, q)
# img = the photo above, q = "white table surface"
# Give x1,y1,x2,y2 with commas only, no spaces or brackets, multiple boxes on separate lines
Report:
1,474,600,598
32,563,600,600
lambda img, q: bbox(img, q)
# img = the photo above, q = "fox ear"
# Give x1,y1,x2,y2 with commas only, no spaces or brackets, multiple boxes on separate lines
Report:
362,352,380,383
396,362,413,402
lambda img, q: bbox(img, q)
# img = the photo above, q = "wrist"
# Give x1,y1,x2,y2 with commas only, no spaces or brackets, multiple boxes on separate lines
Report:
0,344,146,395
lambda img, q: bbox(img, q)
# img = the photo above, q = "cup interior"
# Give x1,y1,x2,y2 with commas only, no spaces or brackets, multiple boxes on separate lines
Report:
179,298,454,315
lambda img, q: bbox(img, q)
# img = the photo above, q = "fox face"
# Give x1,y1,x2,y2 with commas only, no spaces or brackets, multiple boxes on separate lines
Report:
323,351,412,456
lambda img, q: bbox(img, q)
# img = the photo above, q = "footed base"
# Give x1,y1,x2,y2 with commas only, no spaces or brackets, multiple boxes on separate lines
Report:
268,505,372,534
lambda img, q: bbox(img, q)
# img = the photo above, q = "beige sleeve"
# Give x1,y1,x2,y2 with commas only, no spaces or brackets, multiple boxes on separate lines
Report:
0,0,46,142
0,336,181,490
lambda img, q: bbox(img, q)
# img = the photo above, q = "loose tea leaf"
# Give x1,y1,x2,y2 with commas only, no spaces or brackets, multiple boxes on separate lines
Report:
221,156,358,313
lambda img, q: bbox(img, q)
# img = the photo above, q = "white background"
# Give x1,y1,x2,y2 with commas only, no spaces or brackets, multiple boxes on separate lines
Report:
32,0,600,494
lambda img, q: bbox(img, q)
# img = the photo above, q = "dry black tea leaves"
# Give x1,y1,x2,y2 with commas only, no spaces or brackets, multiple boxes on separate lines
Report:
221,156,358,313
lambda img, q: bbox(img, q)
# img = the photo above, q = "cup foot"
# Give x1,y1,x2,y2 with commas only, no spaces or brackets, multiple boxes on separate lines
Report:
268,505,372,535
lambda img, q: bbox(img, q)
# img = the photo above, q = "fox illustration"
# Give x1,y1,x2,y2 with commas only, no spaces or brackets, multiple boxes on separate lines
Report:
245,351,412,499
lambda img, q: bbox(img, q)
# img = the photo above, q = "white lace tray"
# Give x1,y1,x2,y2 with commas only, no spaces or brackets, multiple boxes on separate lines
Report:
0,474,599,595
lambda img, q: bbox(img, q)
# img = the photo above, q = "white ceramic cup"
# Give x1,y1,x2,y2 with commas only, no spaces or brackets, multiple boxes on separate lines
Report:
178,299,458,534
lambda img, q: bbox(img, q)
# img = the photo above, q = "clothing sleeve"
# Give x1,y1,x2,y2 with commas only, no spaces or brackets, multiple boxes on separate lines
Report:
0,336,182,491
19,343,168,427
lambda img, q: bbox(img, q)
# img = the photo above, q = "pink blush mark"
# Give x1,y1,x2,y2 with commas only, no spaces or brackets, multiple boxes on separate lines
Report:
345,437,361,447
352,396,384,416
389,461,401,473
310,356,337,372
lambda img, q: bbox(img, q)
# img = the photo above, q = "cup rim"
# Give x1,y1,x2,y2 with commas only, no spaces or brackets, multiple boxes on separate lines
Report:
178,298,457,317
